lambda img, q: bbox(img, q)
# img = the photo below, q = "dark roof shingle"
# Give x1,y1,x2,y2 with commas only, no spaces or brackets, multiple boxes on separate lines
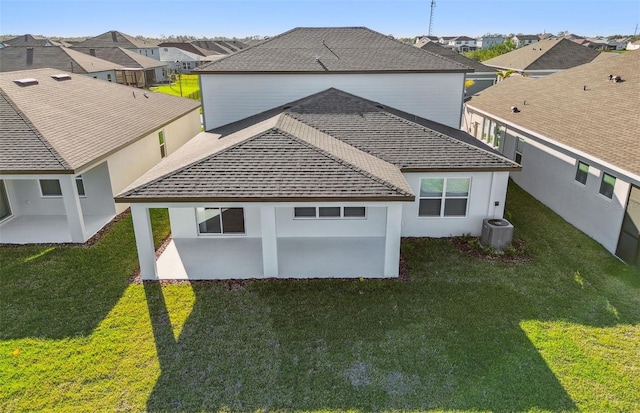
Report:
196,27,472,73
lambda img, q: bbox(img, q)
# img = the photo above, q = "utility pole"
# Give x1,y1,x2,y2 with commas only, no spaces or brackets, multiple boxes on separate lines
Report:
429,0,436,36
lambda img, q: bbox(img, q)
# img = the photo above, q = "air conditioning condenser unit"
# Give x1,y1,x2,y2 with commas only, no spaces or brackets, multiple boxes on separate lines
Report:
480,218,514,251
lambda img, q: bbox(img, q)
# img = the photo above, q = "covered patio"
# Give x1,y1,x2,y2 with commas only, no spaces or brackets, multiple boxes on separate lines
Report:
156,236,387,279
0,213,114,244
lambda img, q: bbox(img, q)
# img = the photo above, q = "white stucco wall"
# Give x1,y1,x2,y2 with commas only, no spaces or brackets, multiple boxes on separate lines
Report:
463,108,630,253
87,70,117,82
506,134,628,253
401,171,509,237
105,108,201,213
200,72,465,130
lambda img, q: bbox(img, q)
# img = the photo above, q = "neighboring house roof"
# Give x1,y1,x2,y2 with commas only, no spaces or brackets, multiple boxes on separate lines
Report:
513,35,540,41
2,34,65,47
466,50,640,178
417,42,497,73
73,30,157,49
450,36,476,42
157,42,218,57
0,46,119,73
0,68,200,174
484,38,600,71
72,47,166,69
191,40,246,54
158,47,203,63
196,27,472,73
116,88,518,202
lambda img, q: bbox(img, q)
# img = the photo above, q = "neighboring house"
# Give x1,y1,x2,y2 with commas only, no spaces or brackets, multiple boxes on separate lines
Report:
416,41,498,95
442,36,477,52
159,46,206,72
73,30,160,60
476,35,505,49
627,40,640,50
195,27,473,130
0,46,118,82
484,38,600,77
116,88,519,280
0,68,201,244
2,34,67,47
463,51,640,269
157,42,218,57
71,46,168,86
414,35,440,47
511,34,540,48
191,40,247,55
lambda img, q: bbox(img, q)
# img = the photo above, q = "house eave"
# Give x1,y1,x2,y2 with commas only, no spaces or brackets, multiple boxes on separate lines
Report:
196,69,472,75
115,195,416,204
400,166,521,173
0,169,74,175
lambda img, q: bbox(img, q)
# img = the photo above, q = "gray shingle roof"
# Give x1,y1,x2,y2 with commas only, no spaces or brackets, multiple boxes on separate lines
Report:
0,68,200,173
0,90,69,172
466,50,640,178
2,34,65,47
417,42,497,73
72,31,157,49
116,88,518,202
0,46,119,73
196,27,472,73
484,38,600,71
158,42,219,57
71,47,166,69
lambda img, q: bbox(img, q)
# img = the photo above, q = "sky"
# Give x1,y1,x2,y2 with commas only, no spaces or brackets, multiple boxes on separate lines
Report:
1,0,638,39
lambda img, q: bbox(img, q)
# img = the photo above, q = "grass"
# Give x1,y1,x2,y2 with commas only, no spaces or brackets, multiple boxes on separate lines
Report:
150,74,200,99
1,183,639,412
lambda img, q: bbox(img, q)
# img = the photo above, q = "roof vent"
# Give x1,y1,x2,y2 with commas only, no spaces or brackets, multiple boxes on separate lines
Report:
51,74,72,81
14,78,39,86
111,31,118,42
609,74,622,82
511,106,520,113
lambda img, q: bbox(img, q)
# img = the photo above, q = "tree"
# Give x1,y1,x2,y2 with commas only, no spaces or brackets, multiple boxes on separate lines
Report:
463,38,516,62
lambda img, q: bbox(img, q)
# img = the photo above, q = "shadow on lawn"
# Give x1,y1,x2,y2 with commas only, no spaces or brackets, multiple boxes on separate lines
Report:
144,277,580,412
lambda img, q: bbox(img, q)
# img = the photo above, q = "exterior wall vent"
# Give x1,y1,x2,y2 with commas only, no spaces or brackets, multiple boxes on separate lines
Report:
14,78,39,86
51,74,72,81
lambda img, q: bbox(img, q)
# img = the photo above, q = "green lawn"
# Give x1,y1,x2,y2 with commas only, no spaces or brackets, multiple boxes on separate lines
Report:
150,74,200,99
1,183,638,412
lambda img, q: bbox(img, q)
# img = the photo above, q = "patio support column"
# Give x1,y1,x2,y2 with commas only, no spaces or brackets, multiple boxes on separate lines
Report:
384,203,403,277
59,175,86,242
260,206,279,277
131,204,158,280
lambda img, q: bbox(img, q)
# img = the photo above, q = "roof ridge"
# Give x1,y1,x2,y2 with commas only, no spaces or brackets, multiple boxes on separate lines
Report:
276,115,412,197
0,89,71,171
117,129,274,199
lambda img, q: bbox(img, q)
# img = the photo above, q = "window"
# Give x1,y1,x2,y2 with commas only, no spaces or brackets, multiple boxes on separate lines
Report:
599,173,616,199
75,175,86,196
196,208,245,234
0,180,12,221
419,178,470,217
515,138,525,164
293,206,367,219
107,74,112,82
158,130,166,158
40,179,62,197
575,161,589,185
182,62,188,70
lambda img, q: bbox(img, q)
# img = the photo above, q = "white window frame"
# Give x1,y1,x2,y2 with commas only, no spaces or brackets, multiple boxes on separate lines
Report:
0,180,13,223
195,207,246,236
418,177,471,218
515,138,525,164
574,161,589,185
599,172,616,200
75,175,86,197
293,206,367,220
39,179,63,198
158,130,166,158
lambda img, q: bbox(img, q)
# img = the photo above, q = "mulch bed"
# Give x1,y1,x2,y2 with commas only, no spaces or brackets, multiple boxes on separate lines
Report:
450,236,533,263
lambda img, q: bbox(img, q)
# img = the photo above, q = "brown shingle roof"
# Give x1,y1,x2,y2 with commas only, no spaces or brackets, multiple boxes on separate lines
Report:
71,47,165,69
484,38,600,71
0,90,69,172
0,46,119,73
0,68,200,173
116,88,517,202
466,50,640,177
196,27,472,73
72,30,157,49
